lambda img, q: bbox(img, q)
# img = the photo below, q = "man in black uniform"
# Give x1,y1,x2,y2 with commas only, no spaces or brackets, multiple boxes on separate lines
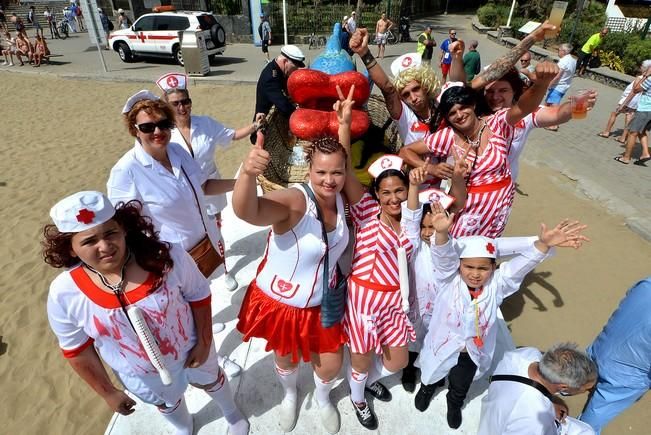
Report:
252,45,305,142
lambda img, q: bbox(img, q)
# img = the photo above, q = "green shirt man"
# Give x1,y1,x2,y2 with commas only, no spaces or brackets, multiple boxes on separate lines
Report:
463,41,481,82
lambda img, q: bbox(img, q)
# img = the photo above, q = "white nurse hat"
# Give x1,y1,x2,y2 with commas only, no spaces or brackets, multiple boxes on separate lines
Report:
457,236,497,259
391,52,422,78
156,72,188,93
368,155,403,178
50,191,115,233
437,81,465,103
122,90,159,114
418,187,455,210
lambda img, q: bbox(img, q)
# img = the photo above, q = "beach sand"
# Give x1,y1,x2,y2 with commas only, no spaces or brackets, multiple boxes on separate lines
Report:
0,72,648,434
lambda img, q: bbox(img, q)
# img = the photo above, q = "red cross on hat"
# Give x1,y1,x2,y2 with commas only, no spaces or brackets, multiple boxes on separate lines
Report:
486,242,495,254
167,75,179,88
401,56,413,67
76,208,96,224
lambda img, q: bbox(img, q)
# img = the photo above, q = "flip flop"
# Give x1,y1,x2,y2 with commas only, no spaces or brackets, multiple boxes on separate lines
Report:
614,138,626,144
613,156,630,165
634,157,651,167
597,133,609,138
545,126,558,132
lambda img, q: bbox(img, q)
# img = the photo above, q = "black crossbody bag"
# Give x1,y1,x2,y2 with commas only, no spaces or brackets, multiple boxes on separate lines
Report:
302,184,347,328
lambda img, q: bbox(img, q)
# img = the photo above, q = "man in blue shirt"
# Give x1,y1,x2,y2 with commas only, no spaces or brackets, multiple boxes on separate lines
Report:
579,277,651,433
439,29,457,81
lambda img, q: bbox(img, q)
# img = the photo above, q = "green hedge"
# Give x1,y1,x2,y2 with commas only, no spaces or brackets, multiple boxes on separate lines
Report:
477,3,512,28
623,39,651,75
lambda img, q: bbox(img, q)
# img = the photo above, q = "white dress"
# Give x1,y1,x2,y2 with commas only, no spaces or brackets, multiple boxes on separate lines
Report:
417,238,552,384
170,115,235,216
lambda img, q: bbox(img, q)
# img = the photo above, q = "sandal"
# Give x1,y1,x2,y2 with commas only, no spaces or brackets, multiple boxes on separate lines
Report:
634,157,651,167
613,156,630,165
615,137,626,144
597,132,610,138
545,126,559,132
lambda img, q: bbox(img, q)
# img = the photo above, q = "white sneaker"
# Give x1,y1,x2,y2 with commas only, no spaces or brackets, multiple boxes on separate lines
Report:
227,417,250,435
212,322,225,334
9,62,14,66
220,356,242,377
318,401,340,434
224,273,238,292
278,397,298,432
2,61,7,65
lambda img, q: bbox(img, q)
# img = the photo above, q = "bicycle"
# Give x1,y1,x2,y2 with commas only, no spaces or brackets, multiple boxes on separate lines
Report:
57,17,71,39
308,32,326,50
386,28,398,45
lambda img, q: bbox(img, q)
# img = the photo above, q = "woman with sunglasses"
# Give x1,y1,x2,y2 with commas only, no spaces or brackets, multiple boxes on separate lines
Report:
156,73,264,296
108,90,235,279
400,61,560,239
43,191,249,435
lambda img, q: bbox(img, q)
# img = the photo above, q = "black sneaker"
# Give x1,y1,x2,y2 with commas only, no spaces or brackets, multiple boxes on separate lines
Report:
365,381,392,402
414,382,442,412
401,366,416,393
351,399,378,430
447,403,463,429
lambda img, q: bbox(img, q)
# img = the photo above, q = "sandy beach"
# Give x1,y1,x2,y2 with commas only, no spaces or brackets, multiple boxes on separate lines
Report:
0,71,649,435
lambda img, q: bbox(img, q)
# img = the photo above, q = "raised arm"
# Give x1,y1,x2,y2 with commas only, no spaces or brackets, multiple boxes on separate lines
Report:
231,131,296,227
400,139,455,180
349,29,402,120
506,61,559,126
407,162,428,211
471,21,556,90
448,40,467,83
448,145,469,214
335,84,366,204
534,90,597,128
429,201,459,281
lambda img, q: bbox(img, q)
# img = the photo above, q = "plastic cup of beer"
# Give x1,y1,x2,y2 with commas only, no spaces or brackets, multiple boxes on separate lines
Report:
546,1,568,39
571,90,590,120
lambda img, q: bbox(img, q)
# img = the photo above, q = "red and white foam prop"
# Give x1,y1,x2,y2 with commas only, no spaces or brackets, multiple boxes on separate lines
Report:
127,306,173,385
397,247,410,314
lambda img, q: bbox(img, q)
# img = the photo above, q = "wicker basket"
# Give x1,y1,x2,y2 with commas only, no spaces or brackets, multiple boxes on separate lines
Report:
258,94,401,193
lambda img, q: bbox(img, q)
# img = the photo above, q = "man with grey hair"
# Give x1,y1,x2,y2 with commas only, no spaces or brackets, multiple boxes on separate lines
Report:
478,343,597,434
544,43,576,131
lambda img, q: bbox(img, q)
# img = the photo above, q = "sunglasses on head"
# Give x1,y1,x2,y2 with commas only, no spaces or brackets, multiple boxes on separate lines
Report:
170,98,192,107
135,119,174,133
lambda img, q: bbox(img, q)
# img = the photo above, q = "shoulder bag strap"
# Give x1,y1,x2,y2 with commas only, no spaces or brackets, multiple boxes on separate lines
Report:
301,183,330,290
489,374,555,402
180,165,209,235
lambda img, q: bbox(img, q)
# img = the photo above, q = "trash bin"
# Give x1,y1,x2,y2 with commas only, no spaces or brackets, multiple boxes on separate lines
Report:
180,30,210,76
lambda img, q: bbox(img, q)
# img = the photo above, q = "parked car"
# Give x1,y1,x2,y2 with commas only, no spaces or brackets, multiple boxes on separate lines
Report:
109,10,226,65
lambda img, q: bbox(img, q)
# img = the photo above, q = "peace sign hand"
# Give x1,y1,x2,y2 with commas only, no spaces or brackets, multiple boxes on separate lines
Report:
333,84,355,127
409,157,430,186
452,145,471,180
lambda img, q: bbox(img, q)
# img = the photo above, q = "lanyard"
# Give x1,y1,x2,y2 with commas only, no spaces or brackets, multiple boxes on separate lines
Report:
84,251,137,333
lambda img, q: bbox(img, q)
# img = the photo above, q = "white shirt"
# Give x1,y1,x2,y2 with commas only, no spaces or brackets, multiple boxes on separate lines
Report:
256,184,349,308
396,101,431,146
407,238,437,351
478,347,557,435
170,115,235,215
417,239,552,385
554,54,577,94
47,245,210,377
107,141,220,252
347,17,357,33
618,80,640,110
558,417,596,435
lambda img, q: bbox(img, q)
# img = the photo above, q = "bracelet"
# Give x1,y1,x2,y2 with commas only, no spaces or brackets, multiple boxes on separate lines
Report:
361,51,376,68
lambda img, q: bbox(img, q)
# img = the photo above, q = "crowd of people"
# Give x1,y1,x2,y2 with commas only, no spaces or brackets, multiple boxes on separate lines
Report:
39,15,650,435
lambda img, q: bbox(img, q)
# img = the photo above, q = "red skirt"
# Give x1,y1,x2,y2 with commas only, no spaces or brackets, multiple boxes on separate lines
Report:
237,281,347,364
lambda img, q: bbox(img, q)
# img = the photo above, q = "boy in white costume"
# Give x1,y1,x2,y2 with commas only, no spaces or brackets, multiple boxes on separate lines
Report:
415,202,588,429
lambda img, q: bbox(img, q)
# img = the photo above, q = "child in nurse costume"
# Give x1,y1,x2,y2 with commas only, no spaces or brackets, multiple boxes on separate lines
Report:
43,192,248,435
416,202,588,429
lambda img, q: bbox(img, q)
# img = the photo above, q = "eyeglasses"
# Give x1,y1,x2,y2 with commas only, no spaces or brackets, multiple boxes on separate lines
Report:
170,98,192,107
134,119,174,133
450,33,456,36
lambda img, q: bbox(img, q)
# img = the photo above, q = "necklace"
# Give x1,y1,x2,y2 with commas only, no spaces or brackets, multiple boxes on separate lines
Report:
463,119,487,149
381,213,401,235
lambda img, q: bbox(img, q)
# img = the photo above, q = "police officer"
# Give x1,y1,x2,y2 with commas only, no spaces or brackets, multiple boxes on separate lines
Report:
251,45,305,143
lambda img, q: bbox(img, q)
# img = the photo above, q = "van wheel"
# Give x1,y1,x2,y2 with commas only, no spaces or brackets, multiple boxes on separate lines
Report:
117,42,134,63
173,44,184,66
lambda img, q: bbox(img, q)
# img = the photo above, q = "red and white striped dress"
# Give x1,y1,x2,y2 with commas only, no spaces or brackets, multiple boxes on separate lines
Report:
344,193,419,354
425,109,515,238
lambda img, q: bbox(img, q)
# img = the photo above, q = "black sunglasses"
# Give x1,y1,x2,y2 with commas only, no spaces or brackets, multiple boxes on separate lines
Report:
170,98,192,107
135,119,175,133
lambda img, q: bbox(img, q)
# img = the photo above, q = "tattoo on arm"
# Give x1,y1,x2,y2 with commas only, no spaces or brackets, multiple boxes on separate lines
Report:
476,35,536,84
361,50,377,69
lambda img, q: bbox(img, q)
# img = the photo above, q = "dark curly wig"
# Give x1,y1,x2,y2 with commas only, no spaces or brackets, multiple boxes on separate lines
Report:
42,200,173,289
